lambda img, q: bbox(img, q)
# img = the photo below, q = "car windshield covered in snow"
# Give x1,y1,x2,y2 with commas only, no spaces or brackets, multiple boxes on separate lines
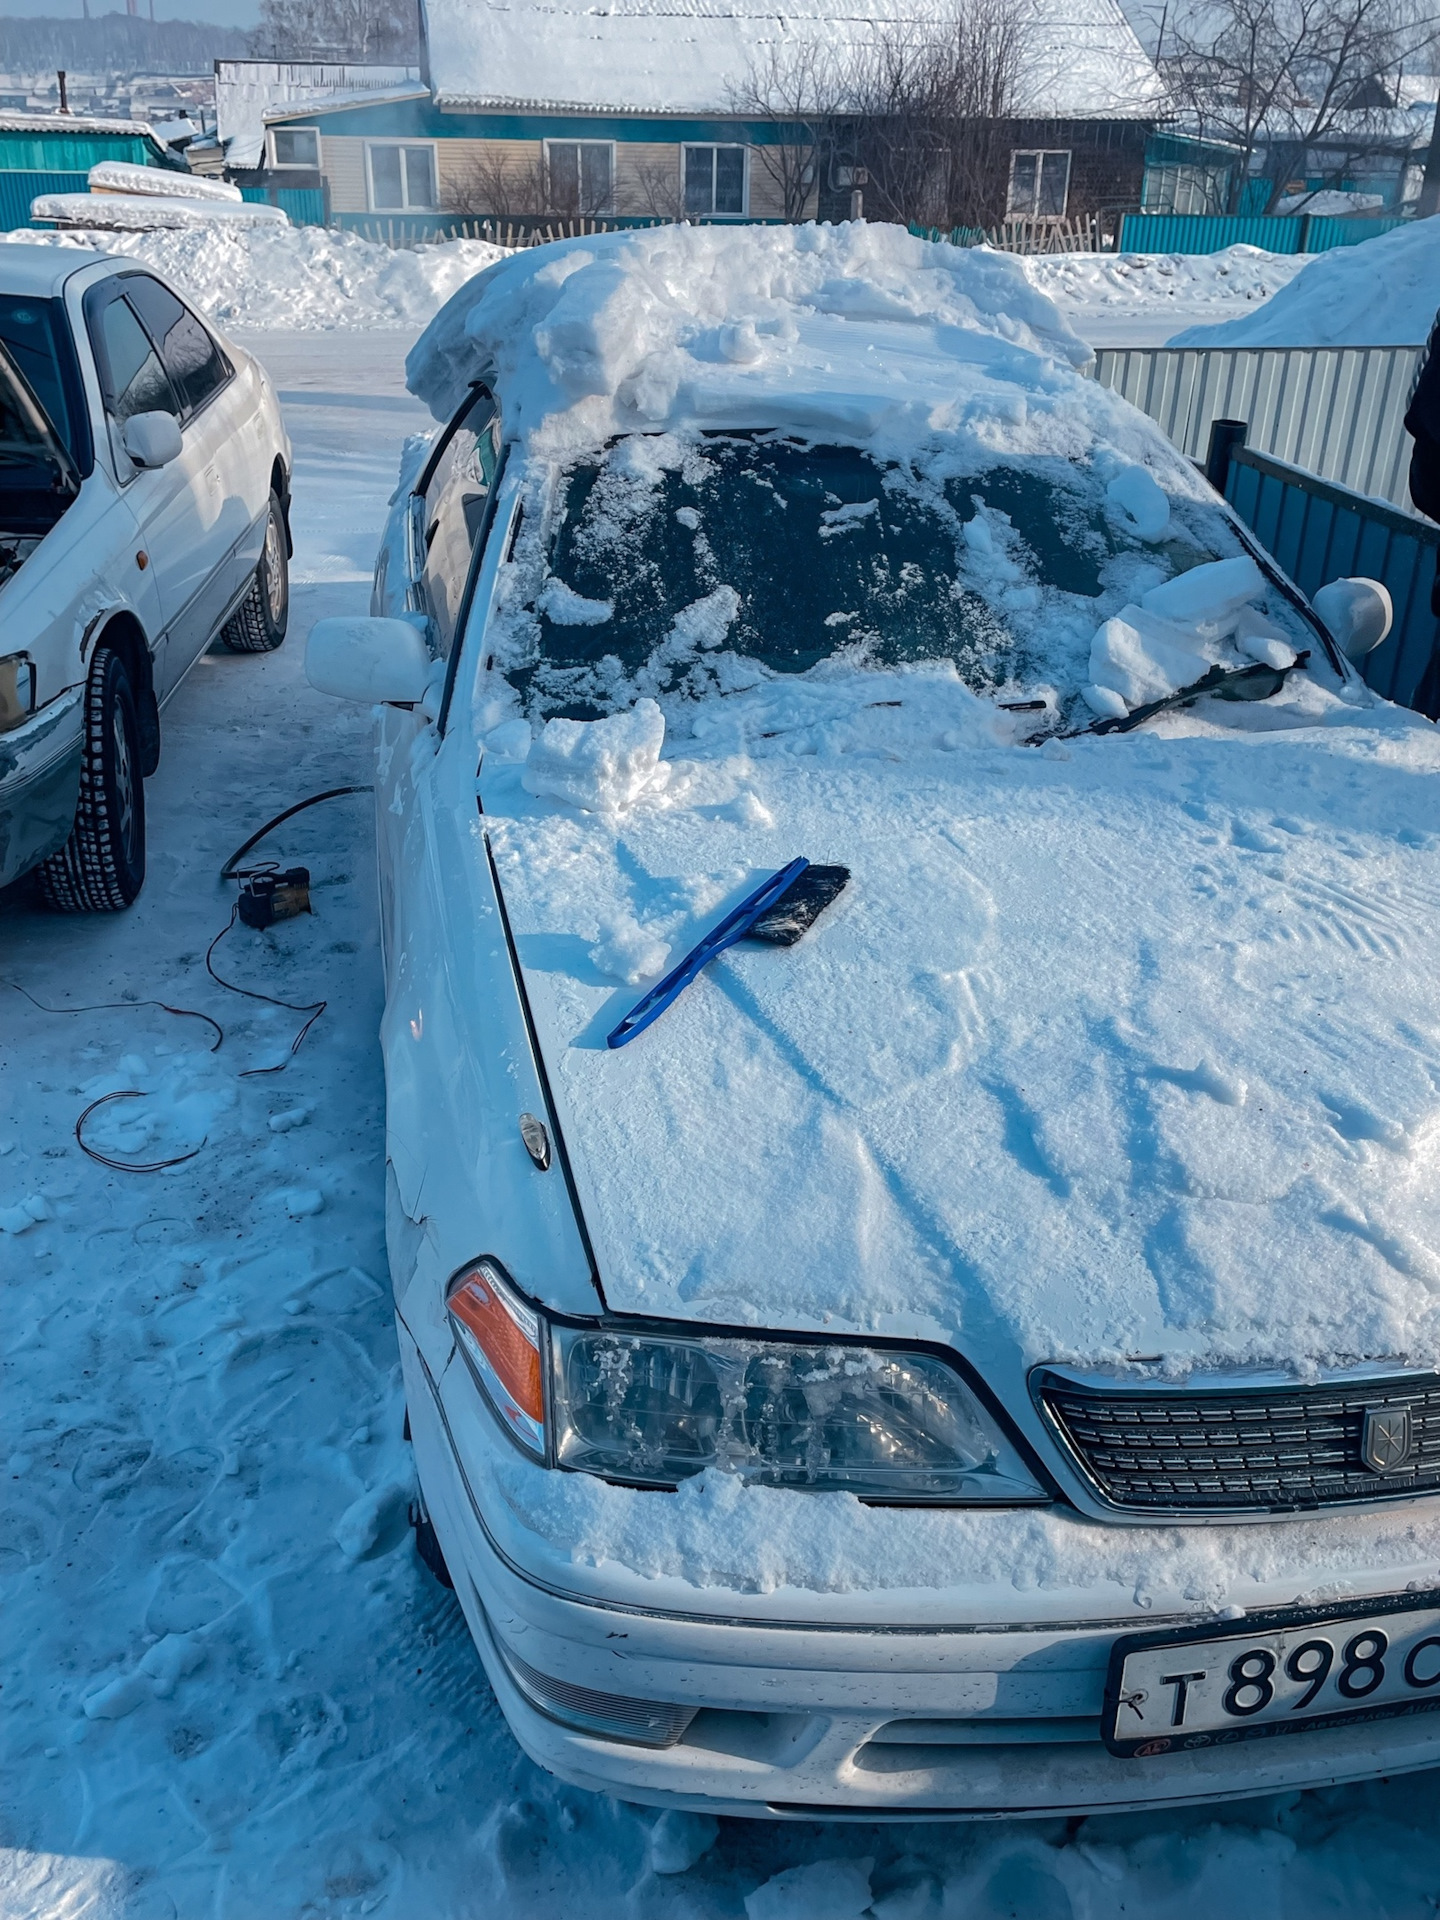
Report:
495,431,1280,723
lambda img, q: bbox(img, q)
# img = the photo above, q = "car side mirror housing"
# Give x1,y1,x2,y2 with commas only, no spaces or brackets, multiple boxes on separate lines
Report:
1312,576,1392,661
305,616,432,705
121,410,183,469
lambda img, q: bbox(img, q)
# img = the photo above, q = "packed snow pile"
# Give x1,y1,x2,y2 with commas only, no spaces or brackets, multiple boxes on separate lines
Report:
406,220,1095,449
31,191,288,231
87,159,243,203
0,221,511,331
1021,243,1305,322
1169,218,1439,348
1275,187,1384,216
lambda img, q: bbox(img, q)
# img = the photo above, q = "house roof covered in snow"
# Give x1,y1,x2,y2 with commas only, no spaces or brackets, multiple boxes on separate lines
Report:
214,59,423,169
423,0,1167,120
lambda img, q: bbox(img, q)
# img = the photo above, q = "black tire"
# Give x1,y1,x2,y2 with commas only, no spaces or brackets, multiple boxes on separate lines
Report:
36,645,146,913
220,491,288,653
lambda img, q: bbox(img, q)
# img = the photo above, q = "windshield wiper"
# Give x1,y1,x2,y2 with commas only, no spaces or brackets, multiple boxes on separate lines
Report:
1062,653,1310,740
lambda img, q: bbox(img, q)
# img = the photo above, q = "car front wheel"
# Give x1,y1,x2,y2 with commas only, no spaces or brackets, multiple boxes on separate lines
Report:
220,491,289,653
36,644,146,913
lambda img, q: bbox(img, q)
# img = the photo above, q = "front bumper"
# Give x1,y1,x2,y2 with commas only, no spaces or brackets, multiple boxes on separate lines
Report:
0,688,83,888
401,1326,1440,1819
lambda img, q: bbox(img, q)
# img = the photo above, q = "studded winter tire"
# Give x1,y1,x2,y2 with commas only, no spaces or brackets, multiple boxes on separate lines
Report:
35,644,146,913
220,491,288,653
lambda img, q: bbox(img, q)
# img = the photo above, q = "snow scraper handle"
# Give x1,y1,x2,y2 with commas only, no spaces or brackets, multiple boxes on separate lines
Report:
607,858,810,1050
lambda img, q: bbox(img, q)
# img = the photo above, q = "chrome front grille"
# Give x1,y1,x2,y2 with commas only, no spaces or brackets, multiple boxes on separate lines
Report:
1034,1369,1440,1514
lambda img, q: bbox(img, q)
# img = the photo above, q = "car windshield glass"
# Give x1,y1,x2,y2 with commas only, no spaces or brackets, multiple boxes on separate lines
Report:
0,295,76,459
0,340,73,491
495,433,1280,723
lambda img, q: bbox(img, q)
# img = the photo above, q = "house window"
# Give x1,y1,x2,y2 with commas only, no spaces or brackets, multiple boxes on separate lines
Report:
1008,149,1071,218
270,126,319,169
545,141,614,214
367,143,438,212
684,145,746,216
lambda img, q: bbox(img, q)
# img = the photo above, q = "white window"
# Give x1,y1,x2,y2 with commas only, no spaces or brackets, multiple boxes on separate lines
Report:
269,126,319,169
367,142,438,212
684,144,746,216
545,141,614,214
1007,149,1071,219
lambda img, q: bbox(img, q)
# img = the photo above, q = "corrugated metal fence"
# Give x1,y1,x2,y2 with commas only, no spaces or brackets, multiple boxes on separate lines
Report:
1094,344,1424,509
1117,212,1410,254
1223,443,1438,709
0,169,86,231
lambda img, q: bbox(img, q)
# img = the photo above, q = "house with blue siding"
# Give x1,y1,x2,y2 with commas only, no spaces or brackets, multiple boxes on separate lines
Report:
263,0,1185,231
0,111,183,231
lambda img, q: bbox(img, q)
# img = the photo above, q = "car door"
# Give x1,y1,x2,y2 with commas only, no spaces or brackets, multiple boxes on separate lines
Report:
82,276,236,700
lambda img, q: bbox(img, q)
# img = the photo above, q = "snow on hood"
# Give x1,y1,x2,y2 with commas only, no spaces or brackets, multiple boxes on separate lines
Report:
405,222,1095,460
480,678,1440,1398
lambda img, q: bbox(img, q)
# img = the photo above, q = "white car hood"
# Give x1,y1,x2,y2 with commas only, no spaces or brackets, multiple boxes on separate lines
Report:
480,695,1440,1387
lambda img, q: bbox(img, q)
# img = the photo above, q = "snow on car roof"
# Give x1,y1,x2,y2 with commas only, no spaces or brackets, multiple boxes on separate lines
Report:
408,220,1150,463
424,0,1164,118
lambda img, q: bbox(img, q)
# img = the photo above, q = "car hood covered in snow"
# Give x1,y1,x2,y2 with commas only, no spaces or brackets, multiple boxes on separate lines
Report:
480,680,1440,1394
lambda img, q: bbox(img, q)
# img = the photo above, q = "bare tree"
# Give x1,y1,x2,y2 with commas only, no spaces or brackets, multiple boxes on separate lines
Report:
732,0,1034,231
1164,0,1440,213
444,147,546,218
631,152,686,219
727,39,836,221
250,0,419,61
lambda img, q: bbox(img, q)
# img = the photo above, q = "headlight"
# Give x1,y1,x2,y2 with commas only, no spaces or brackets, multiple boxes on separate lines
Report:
447,1261,1047,1505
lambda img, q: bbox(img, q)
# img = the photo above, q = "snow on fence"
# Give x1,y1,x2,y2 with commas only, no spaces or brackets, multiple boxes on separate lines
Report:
1217,439,1439,712
1094,342,1424,511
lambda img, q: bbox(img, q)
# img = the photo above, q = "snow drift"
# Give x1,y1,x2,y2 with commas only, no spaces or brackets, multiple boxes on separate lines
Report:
1169,219,1440,349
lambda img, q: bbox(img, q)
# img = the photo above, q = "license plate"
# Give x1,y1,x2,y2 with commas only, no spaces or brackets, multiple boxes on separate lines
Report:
1103,1589,1440,1757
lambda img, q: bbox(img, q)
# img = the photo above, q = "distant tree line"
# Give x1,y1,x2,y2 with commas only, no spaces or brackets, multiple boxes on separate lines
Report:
0,13,249,75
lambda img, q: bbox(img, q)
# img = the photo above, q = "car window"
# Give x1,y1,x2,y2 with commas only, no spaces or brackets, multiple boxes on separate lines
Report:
88,292,179,425
493,433,1281,723
418,389,500,658
123,274,230,418
0,295,77,461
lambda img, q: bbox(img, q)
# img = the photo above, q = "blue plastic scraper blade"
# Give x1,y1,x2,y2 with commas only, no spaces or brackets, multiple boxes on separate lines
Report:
606,858,810,1050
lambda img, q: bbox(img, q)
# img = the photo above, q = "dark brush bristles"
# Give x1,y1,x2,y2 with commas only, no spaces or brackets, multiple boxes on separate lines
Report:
747,865,851,946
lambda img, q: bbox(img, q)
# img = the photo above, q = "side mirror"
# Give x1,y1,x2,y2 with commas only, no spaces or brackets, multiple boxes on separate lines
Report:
1312,576,1392,661
305,616,431,705
121,410,183,469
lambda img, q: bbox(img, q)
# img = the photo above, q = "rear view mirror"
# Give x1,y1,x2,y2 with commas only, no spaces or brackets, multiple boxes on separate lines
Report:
1312,577,1392,661
305,616,431,705
121,410,183,469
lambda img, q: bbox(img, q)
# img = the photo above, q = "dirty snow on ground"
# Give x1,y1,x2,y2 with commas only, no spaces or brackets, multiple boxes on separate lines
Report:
5,261,1440,1920
1170,217,1440,349
0,222,510,332
1020,243,1306,345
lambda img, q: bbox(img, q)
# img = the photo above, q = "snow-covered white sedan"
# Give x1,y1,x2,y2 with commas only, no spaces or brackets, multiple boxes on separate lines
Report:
0,245,291,910
307,226,1440,1820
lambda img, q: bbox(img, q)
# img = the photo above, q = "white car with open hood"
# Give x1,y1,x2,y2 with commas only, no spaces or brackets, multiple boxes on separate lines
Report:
307,225,1440,1820
0,244,290,910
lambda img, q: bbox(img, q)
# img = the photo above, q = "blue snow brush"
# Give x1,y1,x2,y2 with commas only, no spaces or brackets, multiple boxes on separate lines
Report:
606,858,850,1050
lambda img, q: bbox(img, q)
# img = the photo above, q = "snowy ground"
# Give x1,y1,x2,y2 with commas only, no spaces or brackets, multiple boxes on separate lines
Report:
7,329,1440,1920
1020,245,1308,346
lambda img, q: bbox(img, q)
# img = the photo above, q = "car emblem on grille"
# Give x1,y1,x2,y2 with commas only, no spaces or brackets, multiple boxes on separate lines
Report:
1361,1407,1413,1474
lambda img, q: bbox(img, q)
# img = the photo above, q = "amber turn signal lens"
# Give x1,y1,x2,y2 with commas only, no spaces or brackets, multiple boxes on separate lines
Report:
447,1263,545,1456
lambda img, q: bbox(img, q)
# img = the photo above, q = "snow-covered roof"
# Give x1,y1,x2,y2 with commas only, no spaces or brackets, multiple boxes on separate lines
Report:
424,0,1166,118
0,110,167,140
213,59,422,169
262,83,430,125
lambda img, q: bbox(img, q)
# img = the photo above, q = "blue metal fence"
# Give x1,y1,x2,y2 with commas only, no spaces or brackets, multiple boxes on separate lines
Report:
1223,443,1439,709
239,185,326,226
1118,211,1409,255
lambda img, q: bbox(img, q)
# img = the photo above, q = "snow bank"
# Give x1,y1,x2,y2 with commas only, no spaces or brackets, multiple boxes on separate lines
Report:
522,697,669,813
32,191,288,231
1169,219,1440,348
88,159,242,203
1021,243,1305,323
406,220,1095,452
0,221,511,331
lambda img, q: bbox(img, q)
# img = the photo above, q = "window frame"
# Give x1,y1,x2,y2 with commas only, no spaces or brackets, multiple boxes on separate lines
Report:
365,140,440,213
1006,148,1072,220
268,125,321,170
542,139,616,215
683,142,749,217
